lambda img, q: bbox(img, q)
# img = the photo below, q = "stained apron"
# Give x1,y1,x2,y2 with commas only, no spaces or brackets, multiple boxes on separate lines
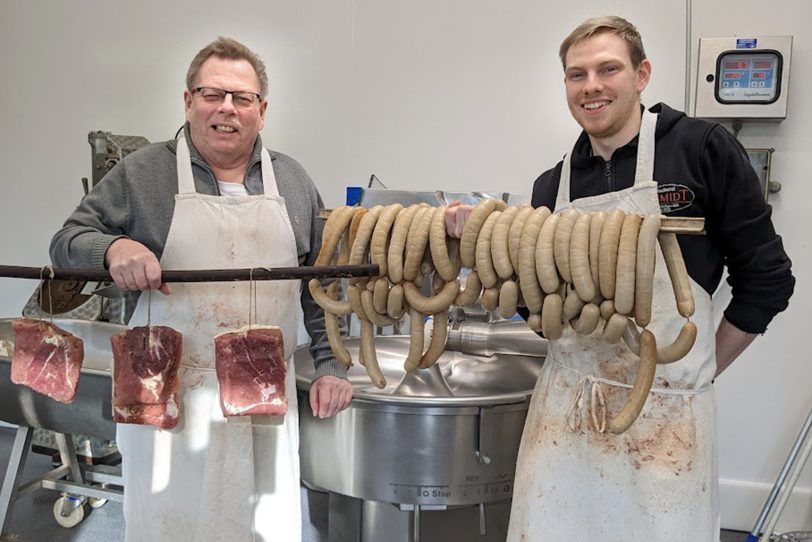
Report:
117,134,302,541
507,111,720,541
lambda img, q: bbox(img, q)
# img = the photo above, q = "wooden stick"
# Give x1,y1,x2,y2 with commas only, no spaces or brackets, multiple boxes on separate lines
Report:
0,264,380,283
659,217,705,235
320,209,706,235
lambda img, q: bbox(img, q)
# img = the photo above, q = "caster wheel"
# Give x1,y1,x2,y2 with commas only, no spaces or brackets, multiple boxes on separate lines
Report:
89,497,108,509
53,495,85,528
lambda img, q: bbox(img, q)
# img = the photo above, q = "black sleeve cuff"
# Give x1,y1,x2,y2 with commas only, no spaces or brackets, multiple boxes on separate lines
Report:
723,299,774,334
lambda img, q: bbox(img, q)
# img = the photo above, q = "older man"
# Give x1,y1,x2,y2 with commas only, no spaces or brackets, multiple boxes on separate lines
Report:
50,37,350,541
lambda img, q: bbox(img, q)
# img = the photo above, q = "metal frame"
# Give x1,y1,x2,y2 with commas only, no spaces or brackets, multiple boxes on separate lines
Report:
746,407,812,541
0,424,123,535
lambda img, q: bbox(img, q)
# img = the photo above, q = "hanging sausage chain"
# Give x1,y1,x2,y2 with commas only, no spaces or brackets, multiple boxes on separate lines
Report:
310,200,697,433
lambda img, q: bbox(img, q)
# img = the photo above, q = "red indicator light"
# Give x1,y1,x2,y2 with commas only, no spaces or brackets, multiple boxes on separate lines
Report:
724,60,749,70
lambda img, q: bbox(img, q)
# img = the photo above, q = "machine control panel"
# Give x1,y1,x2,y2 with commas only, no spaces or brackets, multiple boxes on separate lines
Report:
695,36,792,120
717,52,781,103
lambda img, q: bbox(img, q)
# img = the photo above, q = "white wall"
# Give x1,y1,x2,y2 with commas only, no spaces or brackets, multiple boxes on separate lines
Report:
691,0,812,532
0,0,808,533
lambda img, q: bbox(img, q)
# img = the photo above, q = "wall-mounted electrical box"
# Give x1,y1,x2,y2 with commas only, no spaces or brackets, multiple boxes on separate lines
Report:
695,36,792,121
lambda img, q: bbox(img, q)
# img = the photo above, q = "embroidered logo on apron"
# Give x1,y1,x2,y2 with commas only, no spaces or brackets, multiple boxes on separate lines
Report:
658,183,695,213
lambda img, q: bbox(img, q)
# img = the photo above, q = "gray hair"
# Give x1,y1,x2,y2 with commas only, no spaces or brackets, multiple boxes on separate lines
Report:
186,36,268,97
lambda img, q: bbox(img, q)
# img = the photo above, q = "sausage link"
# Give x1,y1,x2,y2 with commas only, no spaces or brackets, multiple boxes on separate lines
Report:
361,288,397,327
572,303,600,335
372,278,390,315
316,206,357,266
360,319,386,389
535,212,560,294
402,280,460,314
481,287,500,311
588,211,607,297
460,199,500,268
598,209,626,299
518,207,552,312
498,280,519,319
349,205,384,285
348,208,369,256
658,232,696,318
508,206,534,274
403,307,426,372
387,204,421,283
633,214,661,327
403,206,433,282
454,271,482,306
601,313,628,344
569,212,595,302
347,284,366,321
386,283,405,319
492,206,521,279
324,282,352,368
308,278,353,316
599,299,616,321
418,310,449,369
608,329,657,434
553,208,580,284
562,288,586,322
338,229,351,265
475,211,502,289
614,213,642,315
656,321,697,364
370,203,403,279
430,206,458,282
541,293,564,340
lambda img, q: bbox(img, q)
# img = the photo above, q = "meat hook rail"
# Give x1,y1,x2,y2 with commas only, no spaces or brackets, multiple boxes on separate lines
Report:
0,264,380,283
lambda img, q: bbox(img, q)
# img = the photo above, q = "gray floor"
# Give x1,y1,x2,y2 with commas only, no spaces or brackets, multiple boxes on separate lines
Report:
0,426,752,541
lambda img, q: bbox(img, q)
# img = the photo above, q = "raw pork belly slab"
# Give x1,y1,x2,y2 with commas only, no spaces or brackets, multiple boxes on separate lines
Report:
111,325,182,430
11,318,85,404
214,325,287,416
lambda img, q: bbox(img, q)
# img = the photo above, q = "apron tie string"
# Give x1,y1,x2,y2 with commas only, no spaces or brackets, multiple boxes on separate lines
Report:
565,376,607,433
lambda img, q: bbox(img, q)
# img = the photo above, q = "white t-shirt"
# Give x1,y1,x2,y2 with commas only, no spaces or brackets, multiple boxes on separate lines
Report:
217,180,248,197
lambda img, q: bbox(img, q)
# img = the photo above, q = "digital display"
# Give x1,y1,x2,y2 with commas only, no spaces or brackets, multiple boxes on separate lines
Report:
714,48,783,106
725,60,749,70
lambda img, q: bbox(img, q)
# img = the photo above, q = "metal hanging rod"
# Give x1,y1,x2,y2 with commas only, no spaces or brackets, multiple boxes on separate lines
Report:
0,264,380,283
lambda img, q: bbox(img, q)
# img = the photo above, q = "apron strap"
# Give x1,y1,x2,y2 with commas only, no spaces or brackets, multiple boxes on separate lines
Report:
175,134,280,197
175,134,197,195
633,109,658,185
260,148,280,197
554,151,573,210
554,108,659,209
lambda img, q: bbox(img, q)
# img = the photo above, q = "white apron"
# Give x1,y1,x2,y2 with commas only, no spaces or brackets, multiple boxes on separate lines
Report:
117,135,302,541
507,111,720,541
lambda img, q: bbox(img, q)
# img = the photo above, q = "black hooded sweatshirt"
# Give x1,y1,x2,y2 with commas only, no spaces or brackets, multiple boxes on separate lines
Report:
530,103,793,334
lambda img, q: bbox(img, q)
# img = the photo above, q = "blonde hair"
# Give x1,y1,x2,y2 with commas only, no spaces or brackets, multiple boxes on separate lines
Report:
559,16,646,70
186,37,268,97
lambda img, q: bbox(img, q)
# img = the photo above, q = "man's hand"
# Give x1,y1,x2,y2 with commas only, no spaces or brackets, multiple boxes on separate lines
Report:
309,375,353,418
445,200,473,238
105,238,171,295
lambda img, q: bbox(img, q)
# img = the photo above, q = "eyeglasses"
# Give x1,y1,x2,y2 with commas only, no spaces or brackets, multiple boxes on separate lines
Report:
192,87,262,108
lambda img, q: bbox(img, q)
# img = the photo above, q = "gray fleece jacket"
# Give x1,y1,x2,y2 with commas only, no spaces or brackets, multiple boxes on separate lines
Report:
49,126,347,380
